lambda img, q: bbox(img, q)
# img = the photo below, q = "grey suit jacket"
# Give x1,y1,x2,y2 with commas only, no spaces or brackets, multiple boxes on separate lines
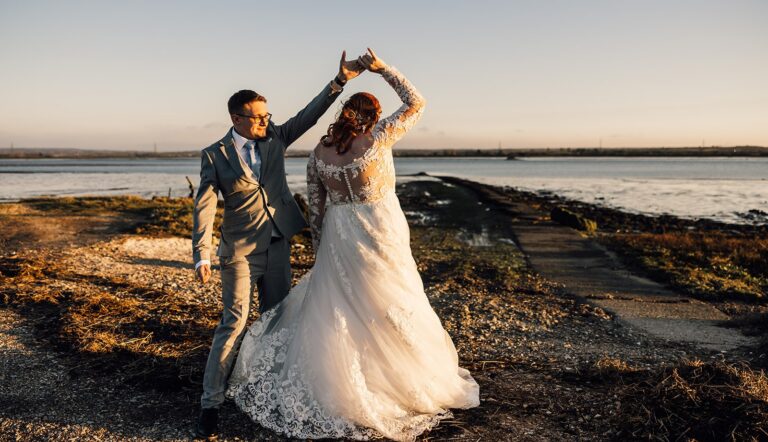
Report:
192,81,342,263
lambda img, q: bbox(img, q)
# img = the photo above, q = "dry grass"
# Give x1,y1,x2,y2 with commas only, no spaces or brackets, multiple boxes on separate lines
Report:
610,359,768,441
602,231,768,302
569,356,647,386
0,194,314,393
0,255,219,390
593,356,642,376
20,195,223,238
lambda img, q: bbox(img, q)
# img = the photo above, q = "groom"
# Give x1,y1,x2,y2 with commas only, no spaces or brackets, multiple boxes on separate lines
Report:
192,51,363,439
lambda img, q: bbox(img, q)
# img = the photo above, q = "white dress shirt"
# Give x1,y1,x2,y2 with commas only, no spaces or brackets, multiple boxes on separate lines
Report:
231,127,262,178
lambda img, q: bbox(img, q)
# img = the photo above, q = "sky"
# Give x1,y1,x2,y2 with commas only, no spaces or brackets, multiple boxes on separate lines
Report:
0,0,766,151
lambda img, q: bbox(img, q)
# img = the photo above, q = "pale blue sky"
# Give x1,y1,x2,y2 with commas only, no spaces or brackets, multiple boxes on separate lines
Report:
1,0,766,150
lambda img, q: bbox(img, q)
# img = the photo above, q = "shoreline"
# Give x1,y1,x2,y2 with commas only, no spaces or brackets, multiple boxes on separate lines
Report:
2,172,766,228
435,175,768,234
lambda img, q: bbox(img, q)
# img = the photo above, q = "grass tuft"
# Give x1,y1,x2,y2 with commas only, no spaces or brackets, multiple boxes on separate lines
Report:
612,359,768,441
602,232,768,302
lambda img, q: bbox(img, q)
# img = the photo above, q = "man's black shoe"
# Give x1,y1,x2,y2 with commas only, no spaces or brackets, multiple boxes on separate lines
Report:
195,407,219,440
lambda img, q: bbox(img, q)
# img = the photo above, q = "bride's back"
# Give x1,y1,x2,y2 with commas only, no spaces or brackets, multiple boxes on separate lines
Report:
314,133,374,167
311,132,395,205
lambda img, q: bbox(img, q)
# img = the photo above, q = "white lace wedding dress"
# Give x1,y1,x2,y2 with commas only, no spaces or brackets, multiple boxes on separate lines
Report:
225,65,480,441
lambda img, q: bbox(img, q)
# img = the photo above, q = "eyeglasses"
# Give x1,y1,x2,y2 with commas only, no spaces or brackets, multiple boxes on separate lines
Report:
234,113,272,123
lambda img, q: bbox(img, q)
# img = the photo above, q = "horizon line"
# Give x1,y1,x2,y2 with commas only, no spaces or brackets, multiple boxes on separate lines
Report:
2,145,766,153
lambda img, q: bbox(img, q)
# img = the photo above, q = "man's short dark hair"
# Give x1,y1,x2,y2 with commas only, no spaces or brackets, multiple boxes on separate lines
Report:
228,90,267,115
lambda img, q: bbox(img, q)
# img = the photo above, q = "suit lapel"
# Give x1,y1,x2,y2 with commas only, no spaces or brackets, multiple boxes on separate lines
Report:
219,132,258,185
257,123,278,183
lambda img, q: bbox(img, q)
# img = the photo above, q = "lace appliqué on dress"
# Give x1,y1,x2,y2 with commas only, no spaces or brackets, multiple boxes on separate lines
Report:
306,152,327,250
386,306,418,349
372,66,426,150
227,307,381,441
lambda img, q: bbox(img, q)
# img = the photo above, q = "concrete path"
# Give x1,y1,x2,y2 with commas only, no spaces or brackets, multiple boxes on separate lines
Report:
439,176,756,351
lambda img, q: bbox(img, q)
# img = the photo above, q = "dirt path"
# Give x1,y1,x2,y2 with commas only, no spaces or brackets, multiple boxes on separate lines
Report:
437,176,757,352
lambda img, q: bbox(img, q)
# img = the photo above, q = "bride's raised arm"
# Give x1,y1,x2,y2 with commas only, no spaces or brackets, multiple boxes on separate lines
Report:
359,49,425,148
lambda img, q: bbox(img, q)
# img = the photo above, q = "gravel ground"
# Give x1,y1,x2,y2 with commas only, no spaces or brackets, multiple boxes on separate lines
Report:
0,180,745,441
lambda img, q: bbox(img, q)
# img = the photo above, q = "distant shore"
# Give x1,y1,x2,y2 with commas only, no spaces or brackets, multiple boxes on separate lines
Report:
1,145,766,159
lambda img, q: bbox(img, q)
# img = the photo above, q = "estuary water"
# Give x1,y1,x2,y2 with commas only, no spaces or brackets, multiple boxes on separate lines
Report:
1,156,765,224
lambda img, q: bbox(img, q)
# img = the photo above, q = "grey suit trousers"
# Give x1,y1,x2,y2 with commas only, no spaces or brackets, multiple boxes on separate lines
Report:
200,235,291,409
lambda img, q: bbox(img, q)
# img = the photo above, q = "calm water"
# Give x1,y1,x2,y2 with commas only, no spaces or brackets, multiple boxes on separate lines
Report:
1,157,766,224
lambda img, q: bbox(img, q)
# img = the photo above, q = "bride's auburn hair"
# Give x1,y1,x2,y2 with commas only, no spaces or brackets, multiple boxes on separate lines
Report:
321,92,382,155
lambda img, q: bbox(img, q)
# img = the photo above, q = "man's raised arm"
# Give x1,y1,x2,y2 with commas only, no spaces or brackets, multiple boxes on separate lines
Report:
276,51,363,147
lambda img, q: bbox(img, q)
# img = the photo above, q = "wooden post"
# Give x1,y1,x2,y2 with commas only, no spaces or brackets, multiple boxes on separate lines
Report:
185,176,195,198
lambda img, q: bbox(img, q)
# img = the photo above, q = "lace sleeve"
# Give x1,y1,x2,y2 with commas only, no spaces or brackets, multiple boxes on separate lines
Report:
372,65,426,148
306,151,327,251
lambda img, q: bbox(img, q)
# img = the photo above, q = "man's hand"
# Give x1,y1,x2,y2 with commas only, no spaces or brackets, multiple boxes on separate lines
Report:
196,263,212,284
357,47,388,74
338,50,364,83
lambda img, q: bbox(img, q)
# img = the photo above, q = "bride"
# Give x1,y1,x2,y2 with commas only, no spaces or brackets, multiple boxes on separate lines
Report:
226,48,480,441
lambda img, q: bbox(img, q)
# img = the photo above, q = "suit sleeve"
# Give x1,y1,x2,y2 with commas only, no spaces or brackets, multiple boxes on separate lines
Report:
192,150,219,264
275,81,342,148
